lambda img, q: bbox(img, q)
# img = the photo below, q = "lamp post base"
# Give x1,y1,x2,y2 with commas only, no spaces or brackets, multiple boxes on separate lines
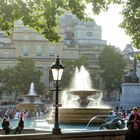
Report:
52,128,62,135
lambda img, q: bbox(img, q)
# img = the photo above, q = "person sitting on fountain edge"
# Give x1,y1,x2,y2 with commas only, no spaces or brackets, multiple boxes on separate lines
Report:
14,117,24,134
1,118,10,134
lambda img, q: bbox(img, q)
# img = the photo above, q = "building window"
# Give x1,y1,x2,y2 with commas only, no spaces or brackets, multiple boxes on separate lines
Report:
24,35,29,40
49,46,55,56
87,32,93,37
36,46,42,56
64,32,75,47
36,35,42,40
49,69,54,89
23,45,29,56
64,39,75,47
4,51,9,58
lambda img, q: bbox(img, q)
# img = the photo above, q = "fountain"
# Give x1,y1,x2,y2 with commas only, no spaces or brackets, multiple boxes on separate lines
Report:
16,82,45,115
49,66,113,124
61,66,104,108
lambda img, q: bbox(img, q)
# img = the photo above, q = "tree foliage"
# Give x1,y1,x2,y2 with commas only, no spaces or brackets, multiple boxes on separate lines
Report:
0,58,44,96
13,57,44,95
120,0,140,49
98,45,127,94
0,0,121,42
0,67,15,95
1,0,140,50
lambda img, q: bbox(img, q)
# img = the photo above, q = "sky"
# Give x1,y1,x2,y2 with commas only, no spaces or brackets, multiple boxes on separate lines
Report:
86,4,131,51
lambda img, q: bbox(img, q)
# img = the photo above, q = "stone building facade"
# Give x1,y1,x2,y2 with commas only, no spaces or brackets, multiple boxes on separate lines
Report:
0,13,107,97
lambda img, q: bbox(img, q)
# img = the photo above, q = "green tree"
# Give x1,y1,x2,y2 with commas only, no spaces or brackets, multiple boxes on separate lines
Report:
0,58,44,97
0,0,120,42
0,67,15,97
61,56,89,89
98,45,127,99
13,57,44,95
120,0,140,49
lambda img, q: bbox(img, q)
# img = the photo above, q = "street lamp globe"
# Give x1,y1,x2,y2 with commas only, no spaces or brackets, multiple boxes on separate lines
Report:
51,55,64,81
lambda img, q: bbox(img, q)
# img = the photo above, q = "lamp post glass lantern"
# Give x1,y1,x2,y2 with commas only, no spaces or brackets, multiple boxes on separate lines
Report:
51,55,64,135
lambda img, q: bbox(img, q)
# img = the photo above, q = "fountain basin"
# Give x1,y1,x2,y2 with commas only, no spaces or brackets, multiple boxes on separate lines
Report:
48,107,113,124
66,89,102,107
69,89,101,96
16,103,45,117
16,103,45,111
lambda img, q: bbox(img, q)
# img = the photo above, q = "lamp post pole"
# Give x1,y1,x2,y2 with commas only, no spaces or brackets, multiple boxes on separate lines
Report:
51,55,64,135
52,79,61,134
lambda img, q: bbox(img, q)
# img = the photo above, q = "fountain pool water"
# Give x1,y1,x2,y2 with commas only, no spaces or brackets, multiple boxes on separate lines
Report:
0,118,100,132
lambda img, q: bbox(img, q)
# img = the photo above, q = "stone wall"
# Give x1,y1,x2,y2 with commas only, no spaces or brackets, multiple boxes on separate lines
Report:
0,129,127,140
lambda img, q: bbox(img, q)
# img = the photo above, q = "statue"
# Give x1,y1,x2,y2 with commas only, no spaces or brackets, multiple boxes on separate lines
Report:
131,57,139,83
124,57,139,83
99,117,126,130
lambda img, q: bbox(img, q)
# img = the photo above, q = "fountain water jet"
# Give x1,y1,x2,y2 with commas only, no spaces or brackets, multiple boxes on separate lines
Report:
29,82,36,95
72,66,92,90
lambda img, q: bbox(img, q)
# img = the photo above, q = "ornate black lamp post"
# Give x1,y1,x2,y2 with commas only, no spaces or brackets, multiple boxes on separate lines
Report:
51,55,64,135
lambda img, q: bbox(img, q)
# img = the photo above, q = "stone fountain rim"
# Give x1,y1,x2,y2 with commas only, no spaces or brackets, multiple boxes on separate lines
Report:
59,107,112,109
24,95,40,97
68,89,101,92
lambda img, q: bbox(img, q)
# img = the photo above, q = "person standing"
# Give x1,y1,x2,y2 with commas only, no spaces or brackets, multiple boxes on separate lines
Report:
125,107,140,140
19,110,25,120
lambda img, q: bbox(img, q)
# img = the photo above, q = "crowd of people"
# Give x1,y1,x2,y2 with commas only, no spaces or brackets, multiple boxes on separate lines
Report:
0,106,48,134
0,106,47,120
115,106,132,119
